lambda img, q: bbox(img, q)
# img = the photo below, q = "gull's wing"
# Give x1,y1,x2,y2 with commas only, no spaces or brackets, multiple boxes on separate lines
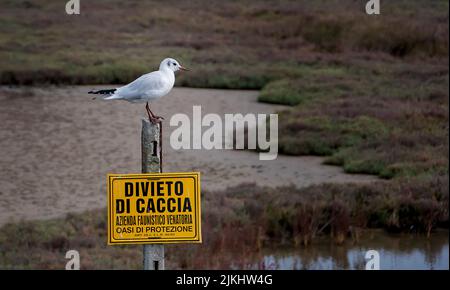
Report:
114,71,166,100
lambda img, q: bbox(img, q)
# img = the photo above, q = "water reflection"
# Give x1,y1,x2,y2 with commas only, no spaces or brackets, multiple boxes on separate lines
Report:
258,230,449,270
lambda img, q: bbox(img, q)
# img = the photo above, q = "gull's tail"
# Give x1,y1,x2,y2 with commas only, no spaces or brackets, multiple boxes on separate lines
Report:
88,89,120,100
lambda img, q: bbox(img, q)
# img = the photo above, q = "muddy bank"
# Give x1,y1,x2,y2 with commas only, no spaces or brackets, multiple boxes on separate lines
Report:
0,86,376,225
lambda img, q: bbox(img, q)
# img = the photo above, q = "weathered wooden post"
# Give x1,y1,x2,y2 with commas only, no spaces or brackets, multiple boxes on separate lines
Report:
141,119,164,270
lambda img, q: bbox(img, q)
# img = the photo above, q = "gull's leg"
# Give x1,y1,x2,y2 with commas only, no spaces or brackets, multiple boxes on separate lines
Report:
145,102,158,124
146,102,165,122
145,103,163,170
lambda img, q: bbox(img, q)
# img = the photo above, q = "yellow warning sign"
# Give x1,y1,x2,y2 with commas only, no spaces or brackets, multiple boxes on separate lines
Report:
107,172,201,245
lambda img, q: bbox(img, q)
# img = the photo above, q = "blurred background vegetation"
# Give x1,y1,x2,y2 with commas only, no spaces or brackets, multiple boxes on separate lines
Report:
0,0,448,269
0,0,448,179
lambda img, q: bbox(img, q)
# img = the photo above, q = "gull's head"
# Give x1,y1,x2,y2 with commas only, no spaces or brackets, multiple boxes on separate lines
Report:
160,58,189,72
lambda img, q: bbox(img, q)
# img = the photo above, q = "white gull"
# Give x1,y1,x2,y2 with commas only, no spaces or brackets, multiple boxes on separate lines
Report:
89,57,189,123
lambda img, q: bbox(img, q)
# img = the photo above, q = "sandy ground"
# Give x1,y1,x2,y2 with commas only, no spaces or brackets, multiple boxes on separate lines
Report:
0,86,377,225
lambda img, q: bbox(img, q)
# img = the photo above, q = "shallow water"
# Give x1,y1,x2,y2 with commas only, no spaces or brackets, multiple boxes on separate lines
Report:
256,230,448,270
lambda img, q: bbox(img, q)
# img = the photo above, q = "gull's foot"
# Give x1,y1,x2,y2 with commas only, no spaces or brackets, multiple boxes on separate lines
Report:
149,116,164,124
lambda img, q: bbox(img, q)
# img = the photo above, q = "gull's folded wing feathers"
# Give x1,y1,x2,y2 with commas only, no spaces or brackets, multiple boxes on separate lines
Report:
116,71,166,100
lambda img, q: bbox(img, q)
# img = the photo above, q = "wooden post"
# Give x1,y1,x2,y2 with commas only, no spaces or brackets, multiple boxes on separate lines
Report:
141,119,164,270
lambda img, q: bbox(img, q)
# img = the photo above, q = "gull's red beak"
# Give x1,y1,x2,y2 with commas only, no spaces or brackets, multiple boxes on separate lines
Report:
179,65,190,71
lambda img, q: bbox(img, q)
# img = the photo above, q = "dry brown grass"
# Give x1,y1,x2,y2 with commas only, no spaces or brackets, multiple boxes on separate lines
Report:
0,0,447,85
0,0,448,270
273,61,449,179
0,176,447,269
